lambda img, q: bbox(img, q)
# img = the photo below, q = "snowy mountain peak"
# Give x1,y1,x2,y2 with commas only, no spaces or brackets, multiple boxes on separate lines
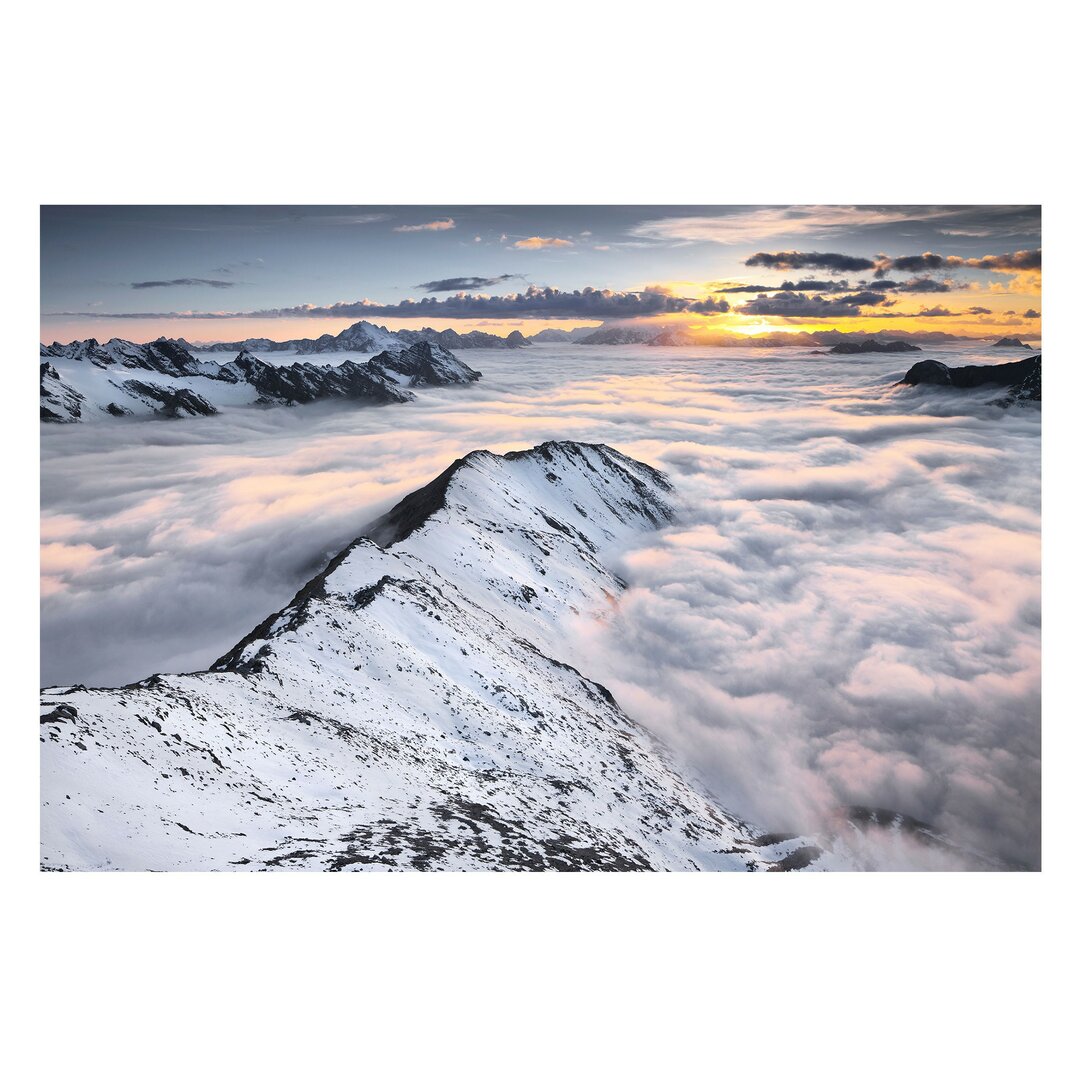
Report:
41,441,839,871
40,336,482,422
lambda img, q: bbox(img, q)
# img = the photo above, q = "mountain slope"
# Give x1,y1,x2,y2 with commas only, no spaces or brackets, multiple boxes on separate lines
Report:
41,441,828,872
39,338,480,423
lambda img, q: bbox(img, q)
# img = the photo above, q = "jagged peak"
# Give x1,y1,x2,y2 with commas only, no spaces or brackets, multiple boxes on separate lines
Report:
362,440,673,549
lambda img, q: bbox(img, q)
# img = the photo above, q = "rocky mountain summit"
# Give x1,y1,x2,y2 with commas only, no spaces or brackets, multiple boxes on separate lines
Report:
40,337,480,423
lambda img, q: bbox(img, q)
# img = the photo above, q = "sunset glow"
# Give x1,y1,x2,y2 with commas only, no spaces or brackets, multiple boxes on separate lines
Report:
40,206,1041,346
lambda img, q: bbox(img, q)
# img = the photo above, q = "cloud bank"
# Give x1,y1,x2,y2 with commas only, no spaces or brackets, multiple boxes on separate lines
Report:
47,284,731,321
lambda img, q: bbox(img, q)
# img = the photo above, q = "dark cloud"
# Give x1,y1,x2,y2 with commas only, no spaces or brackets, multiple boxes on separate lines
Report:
881,249,1041,275
131,278,236,290
737,292,976,321
415,274,523,293
712,279,853,294
745,251,878,273
837,291,895,308
885,253,954,274
872,277,952,294
966,250,1042,271
1023,309,1041,318
882,305,958,319
717,276,952,297
49,285,730,321
737,293,867,318
967,306,993,315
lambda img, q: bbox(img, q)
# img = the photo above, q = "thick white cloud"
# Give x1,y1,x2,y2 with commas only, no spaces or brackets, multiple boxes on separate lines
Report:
40,343,1041,866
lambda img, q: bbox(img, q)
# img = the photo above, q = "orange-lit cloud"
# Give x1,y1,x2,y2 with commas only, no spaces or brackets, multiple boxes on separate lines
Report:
393,218,455,232
513,236,574,249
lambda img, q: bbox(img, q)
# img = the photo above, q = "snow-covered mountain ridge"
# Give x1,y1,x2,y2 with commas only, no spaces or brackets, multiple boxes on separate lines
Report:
155,320,531,354
42,440,846,871
39,336,480,423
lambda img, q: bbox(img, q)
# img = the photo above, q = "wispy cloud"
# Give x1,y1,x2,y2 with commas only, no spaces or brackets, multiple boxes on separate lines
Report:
513,236,574,250
393,218,456,233
131,278,236,290
630,206,1039,245
415,274,523,293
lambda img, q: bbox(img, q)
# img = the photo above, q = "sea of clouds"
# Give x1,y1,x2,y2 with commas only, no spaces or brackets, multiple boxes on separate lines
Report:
40,343,1041,867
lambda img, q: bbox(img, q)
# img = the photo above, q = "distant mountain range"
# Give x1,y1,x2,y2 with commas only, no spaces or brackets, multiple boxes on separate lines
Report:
181,320,531,354
40,335,480,423
49,319,1018,364
530,325,993,349
827,339,921,355
527,326,600,343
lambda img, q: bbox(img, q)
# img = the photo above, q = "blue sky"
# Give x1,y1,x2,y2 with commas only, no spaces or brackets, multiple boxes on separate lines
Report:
41,205,1041,342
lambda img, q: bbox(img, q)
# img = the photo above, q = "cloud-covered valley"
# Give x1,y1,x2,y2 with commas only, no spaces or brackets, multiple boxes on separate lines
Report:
40,344,1041,867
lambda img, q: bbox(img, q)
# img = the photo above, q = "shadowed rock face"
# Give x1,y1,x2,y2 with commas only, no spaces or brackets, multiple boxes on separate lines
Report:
900,354,1041,402
993,337,1033,349
40,362,85,423
121,380,218,418
829,338,922,354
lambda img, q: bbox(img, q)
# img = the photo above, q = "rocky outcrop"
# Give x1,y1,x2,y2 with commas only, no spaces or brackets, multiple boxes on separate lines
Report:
829,339,922,354
899,354,1041,403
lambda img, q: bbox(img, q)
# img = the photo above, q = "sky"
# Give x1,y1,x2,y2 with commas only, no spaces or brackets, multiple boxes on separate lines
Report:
41,205,1042,344
41,343,1041,868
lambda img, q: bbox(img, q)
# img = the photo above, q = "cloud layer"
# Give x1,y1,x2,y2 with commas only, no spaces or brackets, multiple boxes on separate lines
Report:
48,285,731,321
41,343,1040,867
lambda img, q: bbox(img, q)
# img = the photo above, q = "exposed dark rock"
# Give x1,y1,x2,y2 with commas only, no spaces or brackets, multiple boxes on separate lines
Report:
829,338,922,354
120,380,219,418
899,354,1041,403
